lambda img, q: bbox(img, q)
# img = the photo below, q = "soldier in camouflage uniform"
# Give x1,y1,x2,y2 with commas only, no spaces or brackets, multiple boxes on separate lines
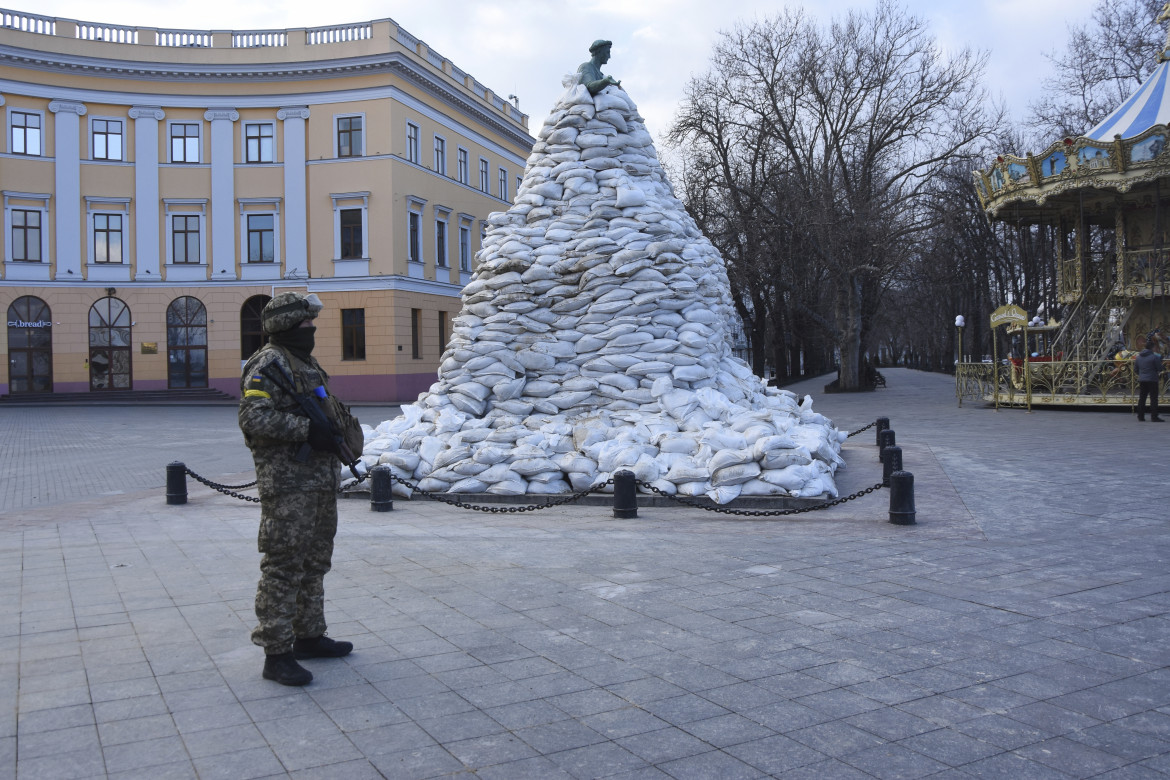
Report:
239,291,355,686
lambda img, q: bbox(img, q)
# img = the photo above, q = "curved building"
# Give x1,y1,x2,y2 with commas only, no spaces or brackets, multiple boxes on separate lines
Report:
0,9,533,399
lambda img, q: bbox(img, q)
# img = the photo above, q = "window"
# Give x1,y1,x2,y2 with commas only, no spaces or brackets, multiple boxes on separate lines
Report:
406,122,420,163
240,295,271,359
340,208,362,259
408,211,421,263
517,176,523,197
337,116,362,158
433,136,446,175
92,119,123,161
172,215,200,264
498,167,508,201
244,123,274,163
411,308,421,359
459,222,472,271
479,158,489,193
11,209,41,261
457,148,469,185
438,310,448,355
247,214,275,263
93,214,123,264
170,122,200,163
10,111,41,156
435,215,448,267
342,308,366,361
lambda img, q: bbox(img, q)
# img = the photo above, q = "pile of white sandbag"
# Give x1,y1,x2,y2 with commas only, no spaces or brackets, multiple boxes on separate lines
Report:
360,83,846,504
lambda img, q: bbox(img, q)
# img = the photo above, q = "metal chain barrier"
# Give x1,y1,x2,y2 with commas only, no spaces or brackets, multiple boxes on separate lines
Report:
180,420,886,513
391,474,614,513
634,478,886,517
847,419,879,438
183,467,262,503
184,464,371,504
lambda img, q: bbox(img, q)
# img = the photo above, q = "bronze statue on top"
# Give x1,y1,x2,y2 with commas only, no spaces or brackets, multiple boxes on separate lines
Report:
577,39,621,95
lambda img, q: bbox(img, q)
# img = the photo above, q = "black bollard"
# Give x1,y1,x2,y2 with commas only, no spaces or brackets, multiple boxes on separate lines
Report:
370,465,394,512
613,470,637,519
878,429,896,463
888,470,916,525
882,446,902,487
875,417,890,446
166,461,188,505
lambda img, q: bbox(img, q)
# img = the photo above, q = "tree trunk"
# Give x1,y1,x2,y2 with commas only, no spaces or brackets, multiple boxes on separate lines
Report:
835,275,863,390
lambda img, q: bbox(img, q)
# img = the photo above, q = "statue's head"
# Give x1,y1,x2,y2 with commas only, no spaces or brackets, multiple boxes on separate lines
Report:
589,39,612,60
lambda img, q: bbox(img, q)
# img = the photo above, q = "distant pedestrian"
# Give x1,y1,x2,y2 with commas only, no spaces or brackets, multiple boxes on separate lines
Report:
238,292,357,686
1135,338,1165,422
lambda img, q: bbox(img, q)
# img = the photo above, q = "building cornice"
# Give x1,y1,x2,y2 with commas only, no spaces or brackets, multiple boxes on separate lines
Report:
0,45,533,151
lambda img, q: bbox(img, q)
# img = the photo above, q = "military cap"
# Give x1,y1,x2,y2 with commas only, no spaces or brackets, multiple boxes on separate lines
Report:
261,292,323,334
589,39,612,55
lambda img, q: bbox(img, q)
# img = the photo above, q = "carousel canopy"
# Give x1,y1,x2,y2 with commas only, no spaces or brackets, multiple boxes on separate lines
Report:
1084,60,1170,141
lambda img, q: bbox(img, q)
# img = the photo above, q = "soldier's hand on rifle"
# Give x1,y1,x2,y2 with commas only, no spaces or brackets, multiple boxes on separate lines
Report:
307,419,339,453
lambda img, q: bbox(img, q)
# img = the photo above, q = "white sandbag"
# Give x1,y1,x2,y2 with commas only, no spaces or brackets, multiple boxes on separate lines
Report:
449,477,489,493
739,478,782,496
528,479,572,494
676,481,708,496
511,458,562,476
416,477,450,493
649,478,677,495
472,446,509,465
658,436,698,455
707,447,754,472
381,450,420,473
432,445,471,470
706,484,742,504
710,462,761,487
487,479,527,495
758,465,806,492
761,448,813,470
631,454,662,483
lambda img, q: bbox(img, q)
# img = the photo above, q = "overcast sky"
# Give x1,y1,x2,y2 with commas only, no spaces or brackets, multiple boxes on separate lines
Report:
23,0,1104,144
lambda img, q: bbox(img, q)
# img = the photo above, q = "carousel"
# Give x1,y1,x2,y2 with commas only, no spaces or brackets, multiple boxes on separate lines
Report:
958,11,1170,408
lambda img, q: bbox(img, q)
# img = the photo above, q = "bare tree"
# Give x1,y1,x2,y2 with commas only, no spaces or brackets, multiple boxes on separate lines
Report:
670,1,998,390
1029,0,1164,140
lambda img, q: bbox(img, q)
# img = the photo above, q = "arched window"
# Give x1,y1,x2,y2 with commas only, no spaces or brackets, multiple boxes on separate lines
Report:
167,296,208,389
89,297,132,390
241,294,271,359
6,296,53,393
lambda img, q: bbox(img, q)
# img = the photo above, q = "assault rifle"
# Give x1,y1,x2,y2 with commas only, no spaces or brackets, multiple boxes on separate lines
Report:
261,364,368,481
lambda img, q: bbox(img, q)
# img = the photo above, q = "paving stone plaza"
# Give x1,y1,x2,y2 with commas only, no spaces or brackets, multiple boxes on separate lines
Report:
3,367,1170,779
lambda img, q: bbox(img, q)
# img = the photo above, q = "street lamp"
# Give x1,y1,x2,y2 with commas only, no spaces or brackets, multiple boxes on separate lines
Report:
955,315,966,407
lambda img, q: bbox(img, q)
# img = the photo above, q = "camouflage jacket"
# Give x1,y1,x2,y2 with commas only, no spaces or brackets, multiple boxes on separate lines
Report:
239,343,340,495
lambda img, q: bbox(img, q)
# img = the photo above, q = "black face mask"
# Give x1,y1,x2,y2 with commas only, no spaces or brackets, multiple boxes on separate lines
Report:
270,325,315,361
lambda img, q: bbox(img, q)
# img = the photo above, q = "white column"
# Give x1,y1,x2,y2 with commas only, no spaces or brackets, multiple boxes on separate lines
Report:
278,107,310,278
205,109,239,280
129,106,164,280
49,100,86,280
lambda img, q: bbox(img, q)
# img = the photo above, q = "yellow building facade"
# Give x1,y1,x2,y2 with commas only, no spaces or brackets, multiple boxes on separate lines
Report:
0,10,532,400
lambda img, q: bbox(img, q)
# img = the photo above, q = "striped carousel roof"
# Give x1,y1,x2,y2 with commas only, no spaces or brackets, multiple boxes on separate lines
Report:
1084,60,1170,141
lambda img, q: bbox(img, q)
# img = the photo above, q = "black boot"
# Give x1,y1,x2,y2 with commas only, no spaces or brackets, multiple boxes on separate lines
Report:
294,634,353,659
263,652,313,686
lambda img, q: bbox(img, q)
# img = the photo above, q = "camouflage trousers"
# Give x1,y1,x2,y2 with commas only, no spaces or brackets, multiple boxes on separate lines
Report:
251,490,338,654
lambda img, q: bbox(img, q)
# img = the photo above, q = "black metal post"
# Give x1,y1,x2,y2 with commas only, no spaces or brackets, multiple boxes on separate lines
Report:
166,461,187,505
613,470,637,518
882,446,902,487
875,417,890,446
888,471,916,525
878,429,896,462
370,465,394,512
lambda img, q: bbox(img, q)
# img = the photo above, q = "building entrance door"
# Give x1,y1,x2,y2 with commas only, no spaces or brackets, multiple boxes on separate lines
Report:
167,296,208,388
6,296,53,394
89,297,132,390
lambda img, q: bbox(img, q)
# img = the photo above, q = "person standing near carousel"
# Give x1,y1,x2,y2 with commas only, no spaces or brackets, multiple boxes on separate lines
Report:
1135,333,1165,422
